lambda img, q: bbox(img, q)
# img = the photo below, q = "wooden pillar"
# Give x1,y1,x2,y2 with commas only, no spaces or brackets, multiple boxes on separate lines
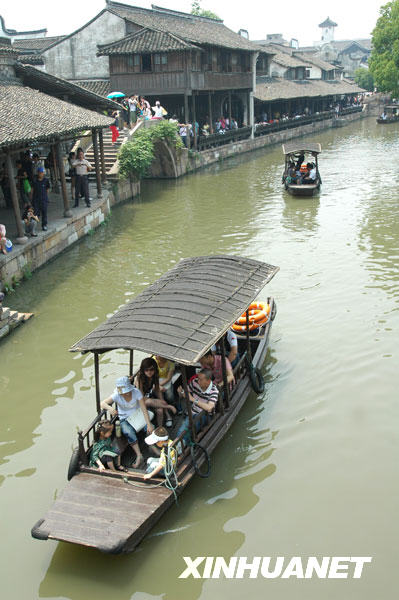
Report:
94,353,101,414
208,91,213,133
192,92,197,150
245,309,252,361
129,350,134,377
184,93,191,149
220,336,230,409
55,142,72,217
228,90,232,125
98,129,107,184
51,144,59,193
91,129,102,198
181,365,196,442
5,152,27,243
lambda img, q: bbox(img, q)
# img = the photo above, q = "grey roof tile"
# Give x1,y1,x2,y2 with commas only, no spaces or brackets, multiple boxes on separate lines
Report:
0,84,113,148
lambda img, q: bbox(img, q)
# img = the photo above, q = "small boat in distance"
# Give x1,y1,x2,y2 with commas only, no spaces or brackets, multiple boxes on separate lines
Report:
377,105,399,124
282,143,322,197
31,255,279,554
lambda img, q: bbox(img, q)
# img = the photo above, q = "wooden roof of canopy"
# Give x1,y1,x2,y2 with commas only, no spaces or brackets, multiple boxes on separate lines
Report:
69,255,279,364
282,143,321,155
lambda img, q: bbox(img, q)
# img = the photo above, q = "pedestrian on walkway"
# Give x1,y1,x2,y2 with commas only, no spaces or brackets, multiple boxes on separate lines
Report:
110,111,120,144
32,167,50,231
72,150,92,208
22,204,39,237
67,152,77,202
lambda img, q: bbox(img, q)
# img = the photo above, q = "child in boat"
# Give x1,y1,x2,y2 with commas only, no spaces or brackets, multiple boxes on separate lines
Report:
143,426,177,480
90,420,127,472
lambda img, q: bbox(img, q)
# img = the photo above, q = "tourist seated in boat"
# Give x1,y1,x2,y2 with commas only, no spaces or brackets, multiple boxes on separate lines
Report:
302,163,317,184
285,162,298,185
153,355,175,403
143,426,177,481
134,357,177,428
381,111,387,120
89,420,127,472
100,376,154,469
199,349,235,388
176,368,219,439
295,153,305,171
211,330,239,368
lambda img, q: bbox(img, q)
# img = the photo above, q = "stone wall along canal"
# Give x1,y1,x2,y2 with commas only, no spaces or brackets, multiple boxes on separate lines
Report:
0,116,398,600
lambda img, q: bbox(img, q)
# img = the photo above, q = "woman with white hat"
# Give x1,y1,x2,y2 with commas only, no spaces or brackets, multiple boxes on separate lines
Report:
100,376,154,469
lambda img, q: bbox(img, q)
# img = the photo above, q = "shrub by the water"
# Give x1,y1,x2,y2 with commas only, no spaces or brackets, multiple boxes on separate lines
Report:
118,121,183,181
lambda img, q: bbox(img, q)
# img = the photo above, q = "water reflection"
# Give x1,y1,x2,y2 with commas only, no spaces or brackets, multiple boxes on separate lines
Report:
282,195,320,234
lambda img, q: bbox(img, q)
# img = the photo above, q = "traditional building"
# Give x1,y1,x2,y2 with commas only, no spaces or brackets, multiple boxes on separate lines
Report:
318,17,337,44
0,39,114,242
253,41,361,119
0,15,46,41
97,15,272,131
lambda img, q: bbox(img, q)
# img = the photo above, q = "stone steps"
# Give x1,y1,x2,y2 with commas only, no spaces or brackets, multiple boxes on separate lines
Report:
0,306,33,340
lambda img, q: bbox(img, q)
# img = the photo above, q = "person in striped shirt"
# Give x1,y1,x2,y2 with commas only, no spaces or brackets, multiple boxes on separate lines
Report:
176,369,219,440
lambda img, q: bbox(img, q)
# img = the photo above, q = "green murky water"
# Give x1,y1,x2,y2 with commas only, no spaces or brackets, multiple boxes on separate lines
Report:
1,117,398,599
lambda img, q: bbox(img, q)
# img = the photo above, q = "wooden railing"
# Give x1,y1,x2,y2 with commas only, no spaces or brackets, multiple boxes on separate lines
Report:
254,106,363,138
197,126,252,151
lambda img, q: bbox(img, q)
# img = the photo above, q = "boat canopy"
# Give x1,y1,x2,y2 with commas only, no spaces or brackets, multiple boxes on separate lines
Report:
70,255,279,365
282,143,321,155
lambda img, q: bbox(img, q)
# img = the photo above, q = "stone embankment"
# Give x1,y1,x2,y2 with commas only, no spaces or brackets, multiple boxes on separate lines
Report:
148,108,368,179
0,178,139,291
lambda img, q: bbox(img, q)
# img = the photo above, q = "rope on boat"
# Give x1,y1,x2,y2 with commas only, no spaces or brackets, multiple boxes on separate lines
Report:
123,446,180,504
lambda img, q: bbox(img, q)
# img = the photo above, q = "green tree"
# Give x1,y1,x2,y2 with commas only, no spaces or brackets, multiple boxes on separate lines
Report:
354,68,374,91
369,0,399,95
191,0,220,20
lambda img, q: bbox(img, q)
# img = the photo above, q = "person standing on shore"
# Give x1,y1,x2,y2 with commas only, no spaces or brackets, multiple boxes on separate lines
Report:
32,167,50,231
72,150,92,208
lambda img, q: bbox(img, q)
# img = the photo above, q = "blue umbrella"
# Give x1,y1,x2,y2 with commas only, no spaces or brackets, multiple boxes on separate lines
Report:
107,91,125,99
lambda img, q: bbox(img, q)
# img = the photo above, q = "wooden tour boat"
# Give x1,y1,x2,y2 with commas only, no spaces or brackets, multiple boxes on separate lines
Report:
377,105,399,124
31,255,278,554
282,143,322,197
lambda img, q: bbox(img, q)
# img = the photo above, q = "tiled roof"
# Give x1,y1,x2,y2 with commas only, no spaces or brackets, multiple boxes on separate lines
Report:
0,15,46,36
330,39,371,53
0,84,113,149
0,43,19,55
107,1,261,51
98,28,201,55
296,54,338,71
14,65,117,110
271,51,308,69
255,77,364,102
73,79,111,98
12,36,66,51
18,54,44,65
319,17,337,28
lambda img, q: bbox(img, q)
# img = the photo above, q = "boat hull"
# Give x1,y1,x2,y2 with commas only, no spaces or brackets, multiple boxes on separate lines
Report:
286,184,320,197
377,118,399,124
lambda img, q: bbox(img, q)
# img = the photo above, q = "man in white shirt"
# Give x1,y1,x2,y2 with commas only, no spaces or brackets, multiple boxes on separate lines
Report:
72,149,92,208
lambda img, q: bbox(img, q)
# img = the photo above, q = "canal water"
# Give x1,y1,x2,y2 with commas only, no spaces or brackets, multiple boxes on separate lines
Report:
1,117,398,599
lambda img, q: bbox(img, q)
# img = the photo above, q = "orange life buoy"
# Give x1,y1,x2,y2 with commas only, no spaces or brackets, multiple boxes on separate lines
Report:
232,321,260,332
233,303,271,330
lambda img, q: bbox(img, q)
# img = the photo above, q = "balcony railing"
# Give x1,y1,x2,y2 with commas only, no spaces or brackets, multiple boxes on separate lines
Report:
197,126,252,151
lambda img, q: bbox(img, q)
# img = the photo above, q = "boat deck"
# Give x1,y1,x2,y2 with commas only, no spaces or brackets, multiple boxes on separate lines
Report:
34,472,174,553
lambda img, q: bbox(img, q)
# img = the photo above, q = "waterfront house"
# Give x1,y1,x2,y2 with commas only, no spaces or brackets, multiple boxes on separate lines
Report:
0,39,114,243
